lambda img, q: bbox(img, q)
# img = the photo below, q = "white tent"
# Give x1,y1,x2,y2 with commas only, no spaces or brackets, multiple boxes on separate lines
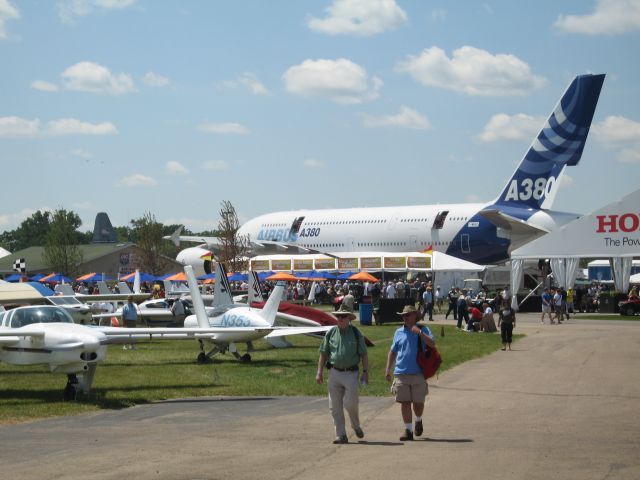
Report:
510,189,640,298
630,273,640,284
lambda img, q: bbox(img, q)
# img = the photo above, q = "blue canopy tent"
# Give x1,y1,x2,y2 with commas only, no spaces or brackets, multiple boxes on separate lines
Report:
4,273,22,282
77,273,114,283
227,272,248,282
197,273,216,280
257,271,275,281
29,273,46,281
40,273,72,284
337,271,357,280
311,270,337,280
120,272,157,283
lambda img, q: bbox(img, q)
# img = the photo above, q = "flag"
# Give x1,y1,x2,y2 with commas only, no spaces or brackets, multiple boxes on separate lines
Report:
200,251,213,261
422,245,433,254
13,258,26,273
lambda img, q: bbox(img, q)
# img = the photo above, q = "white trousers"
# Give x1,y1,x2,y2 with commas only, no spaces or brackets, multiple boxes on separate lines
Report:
328,369,360,437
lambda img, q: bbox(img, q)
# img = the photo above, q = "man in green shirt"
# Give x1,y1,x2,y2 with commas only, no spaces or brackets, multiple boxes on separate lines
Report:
316,309,369,444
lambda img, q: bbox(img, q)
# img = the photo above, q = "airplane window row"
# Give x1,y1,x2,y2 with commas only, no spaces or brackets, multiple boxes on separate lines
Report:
401,218,428,223
303,219,386,226
261,223,287,228
357,242,407,247
303,243,344,248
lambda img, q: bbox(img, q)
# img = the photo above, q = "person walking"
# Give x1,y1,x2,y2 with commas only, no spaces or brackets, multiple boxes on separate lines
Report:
316,309,368,444
498,300,516,350
445,287,458,321
422,286,434,321
385,305,435,441
121,295,138,350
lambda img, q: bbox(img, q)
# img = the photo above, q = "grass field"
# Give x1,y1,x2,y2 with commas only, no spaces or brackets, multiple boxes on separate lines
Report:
570,313,640,321
0,323,518,424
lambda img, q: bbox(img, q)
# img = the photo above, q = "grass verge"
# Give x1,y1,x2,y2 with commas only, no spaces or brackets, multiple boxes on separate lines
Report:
0,323,520,424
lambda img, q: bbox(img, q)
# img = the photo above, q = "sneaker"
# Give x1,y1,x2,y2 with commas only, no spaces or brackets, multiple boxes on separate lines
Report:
332,435,348,444
354,427,364,439
400,429,414,441
414,420,423,437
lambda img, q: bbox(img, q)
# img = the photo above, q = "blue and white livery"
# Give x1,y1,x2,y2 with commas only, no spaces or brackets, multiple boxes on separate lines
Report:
172,74,605,266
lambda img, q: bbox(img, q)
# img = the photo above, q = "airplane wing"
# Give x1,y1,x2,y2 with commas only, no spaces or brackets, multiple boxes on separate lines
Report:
478,209,550,236
274,311,329,328
0,328,46,345
265,325,333,338
94,326,274,343
77,293,150,303
163,226,219,247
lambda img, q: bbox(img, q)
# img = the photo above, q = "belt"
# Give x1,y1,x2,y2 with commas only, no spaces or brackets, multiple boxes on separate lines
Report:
332,365,358,372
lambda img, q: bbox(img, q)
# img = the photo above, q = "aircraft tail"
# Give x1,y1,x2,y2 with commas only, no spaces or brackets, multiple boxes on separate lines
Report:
184,265,210,329
493,73,605,210
258,281,285,326
117,281,133,294
133,269,141,294
248,271,263,303
97,281,111,295
213,263,234,307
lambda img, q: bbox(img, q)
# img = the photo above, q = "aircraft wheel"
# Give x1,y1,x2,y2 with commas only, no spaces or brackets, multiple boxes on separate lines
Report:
197,352,208,364
240,353,251,363
63,384,77,401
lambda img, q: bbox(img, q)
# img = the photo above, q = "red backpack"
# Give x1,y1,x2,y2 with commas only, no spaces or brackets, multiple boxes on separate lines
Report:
416,334,442,379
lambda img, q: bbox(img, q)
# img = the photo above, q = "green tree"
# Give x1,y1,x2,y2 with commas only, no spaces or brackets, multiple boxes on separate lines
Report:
42,209,84,276
217,200,250,272
130,212,173,274
0,210,51,252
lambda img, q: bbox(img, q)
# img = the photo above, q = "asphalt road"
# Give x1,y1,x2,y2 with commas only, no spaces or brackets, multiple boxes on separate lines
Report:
1,313,638,480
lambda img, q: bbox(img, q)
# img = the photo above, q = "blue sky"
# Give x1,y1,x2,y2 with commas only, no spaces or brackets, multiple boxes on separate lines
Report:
1,0,639,235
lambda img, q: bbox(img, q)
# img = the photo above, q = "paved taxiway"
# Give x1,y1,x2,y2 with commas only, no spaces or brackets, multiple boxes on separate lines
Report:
1,313,639,480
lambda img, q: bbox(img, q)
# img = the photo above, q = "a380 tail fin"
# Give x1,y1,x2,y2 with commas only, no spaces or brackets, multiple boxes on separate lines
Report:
494,74,605,210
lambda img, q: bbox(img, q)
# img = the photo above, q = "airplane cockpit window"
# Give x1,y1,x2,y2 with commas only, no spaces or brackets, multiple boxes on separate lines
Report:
10,307,74,328
0,311,5,326
433,211,449,230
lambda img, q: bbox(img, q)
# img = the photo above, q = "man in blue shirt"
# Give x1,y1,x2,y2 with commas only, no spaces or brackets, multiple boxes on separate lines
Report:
385,305,436,441
121,295,138,350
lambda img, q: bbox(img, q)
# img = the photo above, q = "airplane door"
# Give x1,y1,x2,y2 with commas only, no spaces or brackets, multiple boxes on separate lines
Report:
348,237,356,250
460,234,470,253
409,235,418,250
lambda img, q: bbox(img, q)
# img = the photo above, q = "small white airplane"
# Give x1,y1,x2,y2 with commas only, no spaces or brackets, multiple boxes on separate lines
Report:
168,74,606,268
182,265,332,363
0,304,263,400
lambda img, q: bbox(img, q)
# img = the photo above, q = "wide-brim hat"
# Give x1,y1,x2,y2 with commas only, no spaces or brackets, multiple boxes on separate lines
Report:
396,304,419,316
331,308,356,321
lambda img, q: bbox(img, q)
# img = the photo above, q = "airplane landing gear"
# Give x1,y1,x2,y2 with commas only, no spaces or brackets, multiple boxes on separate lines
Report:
197,352,208,364
232,351,252,363
64,374,78,401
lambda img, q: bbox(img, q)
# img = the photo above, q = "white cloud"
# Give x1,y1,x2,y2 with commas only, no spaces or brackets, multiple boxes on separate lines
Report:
197,122,249,135
592,116,640,163
308,0,407,36
0,116,40,137
619,148,640,163
217,72,270,96
592,115,640,145
166,161,189,175
0,207,52,231
554,0,640,35
202,160,230,171
237,72,269,96
116,173,158,187
303,158,325,168
477,113,545,142
57,0,136,23
283,58,382,104
396,46,546,96
72,201,97,211
362,106,431,130
142,71,170,87
31,80,59,92
45,118,118,136
0,0,19,39
559,173,574,188
61,61,136,95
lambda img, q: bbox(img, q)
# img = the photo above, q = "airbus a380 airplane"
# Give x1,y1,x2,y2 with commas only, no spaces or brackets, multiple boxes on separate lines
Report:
171,74,605,269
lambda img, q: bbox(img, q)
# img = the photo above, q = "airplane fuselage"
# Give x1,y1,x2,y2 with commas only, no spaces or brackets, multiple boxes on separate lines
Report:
237,202,581,265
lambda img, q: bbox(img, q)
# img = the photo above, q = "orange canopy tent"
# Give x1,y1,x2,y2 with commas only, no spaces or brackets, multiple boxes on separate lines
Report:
164,272,187,282
265,272,299,281
349,271,379,282
76,272,96,282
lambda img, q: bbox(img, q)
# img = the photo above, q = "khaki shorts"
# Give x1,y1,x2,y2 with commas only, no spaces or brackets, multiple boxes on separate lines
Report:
391,374,428,403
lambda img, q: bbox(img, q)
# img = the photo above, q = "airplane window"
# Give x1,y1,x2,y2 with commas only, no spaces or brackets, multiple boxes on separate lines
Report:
10,307,74,328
